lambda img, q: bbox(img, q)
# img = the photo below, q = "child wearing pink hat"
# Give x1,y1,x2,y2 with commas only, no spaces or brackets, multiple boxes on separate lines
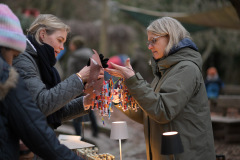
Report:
0,4,82,160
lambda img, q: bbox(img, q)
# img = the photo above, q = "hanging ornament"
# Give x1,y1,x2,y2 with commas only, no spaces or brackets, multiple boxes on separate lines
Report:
92,77,139,125
84,50,138,125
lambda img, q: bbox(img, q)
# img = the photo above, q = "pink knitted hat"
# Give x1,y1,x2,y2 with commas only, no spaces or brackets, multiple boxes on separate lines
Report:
0,4,26,52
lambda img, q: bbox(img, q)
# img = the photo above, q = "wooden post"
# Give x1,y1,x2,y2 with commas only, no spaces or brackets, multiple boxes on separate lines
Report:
100,0,109,57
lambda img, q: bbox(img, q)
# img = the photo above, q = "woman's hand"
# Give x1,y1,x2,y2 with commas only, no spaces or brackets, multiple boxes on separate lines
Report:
83,92,96,110
78,66,90,83
105,58,135,80
78,66,104,83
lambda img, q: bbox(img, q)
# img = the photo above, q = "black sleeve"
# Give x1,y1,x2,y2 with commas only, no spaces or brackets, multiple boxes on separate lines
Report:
47,96,90,129
6,77,80,160
56,96,90,123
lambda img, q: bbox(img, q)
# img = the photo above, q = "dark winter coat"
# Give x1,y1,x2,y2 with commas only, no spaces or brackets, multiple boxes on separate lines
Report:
0,57,80,160
120,39,215,160
13,40,89,123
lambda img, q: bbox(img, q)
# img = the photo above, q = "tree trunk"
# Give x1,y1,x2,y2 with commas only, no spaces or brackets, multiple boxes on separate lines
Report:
100,0,109,56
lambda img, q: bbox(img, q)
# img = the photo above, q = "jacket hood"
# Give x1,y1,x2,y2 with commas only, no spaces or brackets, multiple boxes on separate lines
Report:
0,58,18,100
168,38,198,55
151,38,202,76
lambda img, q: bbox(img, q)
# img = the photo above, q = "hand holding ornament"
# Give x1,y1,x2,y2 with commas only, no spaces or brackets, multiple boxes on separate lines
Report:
105,58,135,80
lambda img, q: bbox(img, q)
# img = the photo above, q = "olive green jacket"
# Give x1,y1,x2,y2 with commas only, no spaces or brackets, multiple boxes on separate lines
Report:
122,48,215,160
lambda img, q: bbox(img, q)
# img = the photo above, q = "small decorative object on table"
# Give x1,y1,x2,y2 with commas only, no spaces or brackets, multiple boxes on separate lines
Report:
75,147,115,160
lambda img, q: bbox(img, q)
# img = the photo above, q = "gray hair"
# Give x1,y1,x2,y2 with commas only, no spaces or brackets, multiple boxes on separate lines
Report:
27,14,70,45
147,17,191,56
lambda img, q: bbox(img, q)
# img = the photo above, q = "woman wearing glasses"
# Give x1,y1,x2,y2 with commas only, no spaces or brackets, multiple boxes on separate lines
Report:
106,17,215,160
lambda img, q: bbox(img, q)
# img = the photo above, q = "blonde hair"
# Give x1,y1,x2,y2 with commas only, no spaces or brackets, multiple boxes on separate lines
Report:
27,14,70,44
147,17,191,56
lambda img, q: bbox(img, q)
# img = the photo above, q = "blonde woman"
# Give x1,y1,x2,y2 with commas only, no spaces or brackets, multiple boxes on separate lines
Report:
13,14,103,129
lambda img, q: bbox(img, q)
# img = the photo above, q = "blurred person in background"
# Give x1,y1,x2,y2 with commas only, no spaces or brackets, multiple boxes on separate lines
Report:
0,4,83,160
106,17,215,160
205,66,224,99
67,36,93,77
67,35,99,138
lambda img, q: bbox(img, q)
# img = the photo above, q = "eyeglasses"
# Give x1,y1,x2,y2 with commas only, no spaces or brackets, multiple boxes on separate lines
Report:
146,34,166,47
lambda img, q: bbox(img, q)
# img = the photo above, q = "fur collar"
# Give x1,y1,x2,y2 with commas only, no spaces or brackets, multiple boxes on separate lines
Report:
0,67,18,100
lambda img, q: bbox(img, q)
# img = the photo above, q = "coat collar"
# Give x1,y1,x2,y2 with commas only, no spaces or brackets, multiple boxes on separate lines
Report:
151,47,202,77
25,38,38,57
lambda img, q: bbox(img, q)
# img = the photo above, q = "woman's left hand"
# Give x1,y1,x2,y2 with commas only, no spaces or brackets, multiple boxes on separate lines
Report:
105,58,135,80
83,92,96,110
